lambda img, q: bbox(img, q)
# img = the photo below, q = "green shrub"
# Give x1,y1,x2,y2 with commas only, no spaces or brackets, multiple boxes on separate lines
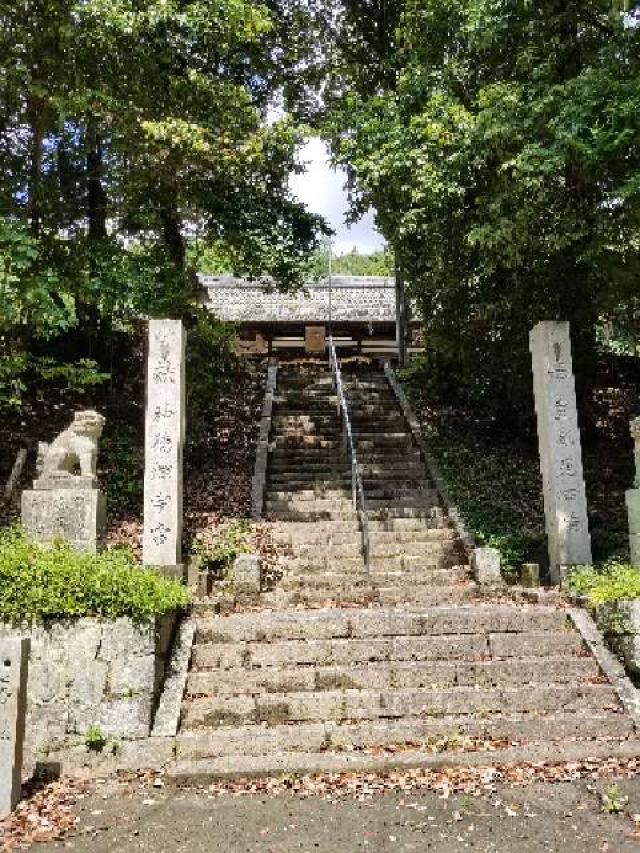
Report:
192,521,251,578
0,528,190,623
567,561,640,605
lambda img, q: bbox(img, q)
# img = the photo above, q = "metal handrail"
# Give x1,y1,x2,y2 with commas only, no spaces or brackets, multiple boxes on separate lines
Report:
328,336,370,571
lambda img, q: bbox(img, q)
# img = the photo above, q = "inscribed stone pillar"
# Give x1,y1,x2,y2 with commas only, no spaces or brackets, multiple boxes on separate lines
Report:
530,321,592,583
143,320,186,574
0,638,29,819
626,417,640,566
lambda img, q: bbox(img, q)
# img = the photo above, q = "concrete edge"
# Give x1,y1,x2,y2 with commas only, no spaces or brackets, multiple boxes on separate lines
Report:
382,362,476,553
251,359,279,520
151,617,195,738
166,737,640,783
568,607,640,730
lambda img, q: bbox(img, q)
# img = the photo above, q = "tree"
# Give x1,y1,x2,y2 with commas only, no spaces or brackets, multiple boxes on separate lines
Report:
0,0,324,341
324,1,640,417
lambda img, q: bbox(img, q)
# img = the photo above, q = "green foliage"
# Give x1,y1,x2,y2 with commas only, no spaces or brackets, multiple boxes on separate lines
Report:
325,1,640,418
192,521,251,577
0,528,190,623
567,562,640,605
186,309,239,437
0,353,29,412
84,724,107,753
0,220,73,340
0,352,110,414
0,0,323,391
308,246,394,280
101,426,144,514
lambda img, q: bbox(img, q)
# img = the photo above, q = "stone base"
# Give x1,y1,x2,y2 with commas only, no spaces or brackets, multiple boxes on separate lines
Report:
152,564,184,581
233,554,262,594
21,489,106,553
471,548,502,585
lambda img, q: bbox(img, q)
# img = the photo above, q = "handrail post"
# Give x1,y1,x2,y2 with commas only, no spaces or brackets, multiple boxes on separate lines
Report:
328,334,370,573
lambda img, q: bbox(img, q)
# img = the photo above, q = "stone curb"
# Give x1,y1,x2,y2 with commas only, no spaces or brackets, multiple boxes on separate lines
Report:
151,617,195,738
251,359,278,519
382,362,476,553
568,608,640,730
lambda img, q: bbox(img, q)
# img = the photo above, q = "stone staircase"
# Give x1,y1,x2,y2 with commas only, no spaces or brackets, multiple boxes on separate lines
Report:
263,363,474,607
172,360,640,781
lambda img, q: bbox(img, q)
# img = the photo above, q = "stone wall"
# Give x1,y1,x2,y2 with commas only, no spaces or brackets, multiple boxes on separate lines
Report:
201,275,398,323
0,614,176,773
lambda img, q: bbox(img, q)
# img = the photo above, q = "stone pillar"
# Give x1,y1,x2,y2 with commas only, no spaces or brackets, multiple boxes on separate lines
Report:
626,417,640,566
143,320,186,575
0,638,29,819
530,321,592,583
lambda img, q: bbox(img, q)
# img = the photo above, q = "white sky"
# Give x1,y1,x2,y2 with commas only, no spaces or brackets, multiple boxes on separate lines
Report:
290,137,385,256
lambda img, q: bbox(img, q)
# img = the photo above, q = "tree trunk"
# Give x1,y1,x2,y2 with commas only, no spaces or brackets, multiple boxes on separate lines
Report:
27,97,45,236
87,125,107,240
159,186,186,271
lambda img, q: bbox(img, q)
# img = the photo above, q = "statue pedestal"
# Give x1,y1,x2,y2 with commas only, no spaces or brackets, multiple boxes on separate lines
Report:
21,488,106,553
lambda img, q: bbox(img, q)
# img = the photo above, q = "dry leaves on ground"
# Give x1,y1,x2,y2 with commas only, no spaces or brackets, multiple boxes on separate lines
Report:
0,779,86,851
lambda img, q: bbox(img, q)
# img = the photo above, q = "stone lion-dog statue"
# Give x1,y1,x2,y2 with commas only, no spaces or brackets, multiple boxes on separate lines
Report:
36,410,106,488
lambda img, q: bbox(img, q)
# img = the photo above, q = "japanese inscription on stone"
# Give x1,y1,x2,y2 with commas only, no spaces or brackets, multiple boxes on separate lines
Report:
530,321,592,582
0,638,29,819
143,320,185,569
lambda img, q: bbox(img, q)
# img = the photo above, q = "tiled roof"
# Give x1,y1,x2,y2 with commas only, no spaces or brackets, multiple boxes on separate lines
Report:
200,275,397,323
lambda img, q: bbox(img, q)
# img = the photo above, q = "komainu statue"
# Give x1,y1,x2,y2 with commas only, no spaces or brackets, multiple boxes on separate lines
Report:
35,410,106,489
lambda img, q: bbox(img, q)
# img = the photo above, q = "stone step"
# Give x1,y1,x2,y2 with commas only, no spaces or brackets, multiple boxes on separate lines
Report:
268,463,351,474
181,683,619,730
175,711,634,764
367,508,442,520
185,656,601,698
195,606,571,644
366,498,440,511
276,567,468,591
279,554,458,576
191,629,587,671
266,510,360,523
272,439,342,448
278,573,371,593
168,737,640,782
374,585,477,606
270,518,448,541
267,490,353,502
369,542,461,560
